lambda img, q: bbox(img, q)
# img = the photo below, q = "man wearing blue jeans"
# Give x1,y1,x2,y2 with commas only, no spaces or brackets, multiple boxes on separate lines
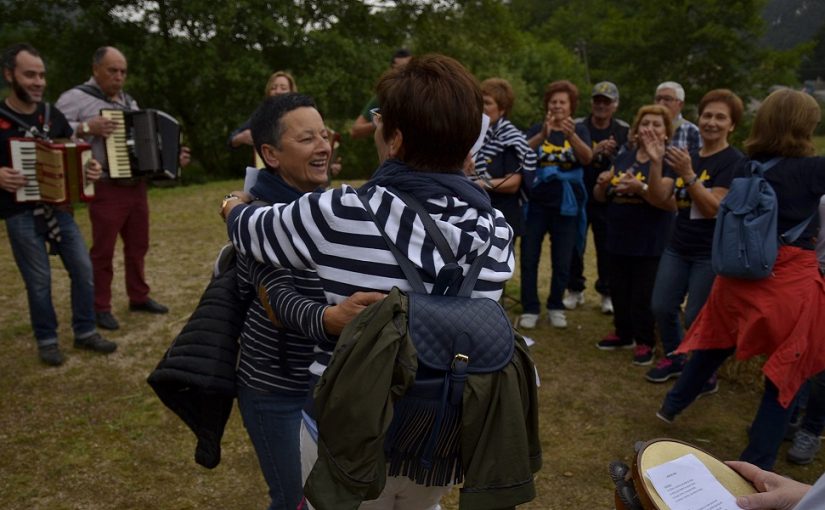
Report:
0,43,116,365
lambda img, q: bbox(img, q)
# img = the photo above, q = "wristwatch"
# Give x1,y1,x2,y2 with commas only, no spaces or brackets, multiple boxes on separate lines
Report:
81,121,90,135
641,183,649,194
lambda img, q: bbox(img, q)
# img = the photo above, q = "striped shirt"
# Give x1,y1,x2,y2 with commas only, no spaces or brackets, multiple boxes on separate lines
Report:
228,184,514,305
235,253,331,395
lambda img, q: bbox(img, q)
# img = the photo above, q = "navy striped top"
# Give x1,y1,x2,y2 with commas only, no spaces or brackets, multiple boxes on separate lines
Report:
228,183,514,308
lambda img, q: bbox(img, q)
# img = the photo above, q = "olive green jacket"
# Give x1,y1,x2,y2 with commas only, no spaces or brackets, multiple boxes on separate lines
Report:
304,288,542,510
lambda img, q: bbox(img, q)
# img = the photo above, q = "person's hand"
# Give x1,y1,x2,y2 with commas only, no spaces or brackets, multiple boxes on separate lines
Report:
84,159,102,182
596,170,613,188
323,292,386,336
615,171,643,195
0,166,26,193
86,115,119,138
560,117,576,138
233,129,254,147
639,128,666,163
595,137,618,158
541,111,553,138
726,461,811,510
664,146,692,177
462,153,476,177
179,146,191,168
220,190,253,221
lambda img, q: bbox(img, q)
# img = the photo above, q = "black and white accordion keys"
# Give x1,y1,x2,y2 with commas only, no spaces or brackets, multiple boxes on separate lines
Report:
101,108,181,180
9,138,95,204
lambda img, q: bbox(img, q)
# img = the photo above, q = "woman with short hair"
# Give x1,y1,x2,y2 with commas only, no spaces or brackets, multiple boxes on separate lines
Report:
656,88,825,471
222,54,538,510
645,89,745,384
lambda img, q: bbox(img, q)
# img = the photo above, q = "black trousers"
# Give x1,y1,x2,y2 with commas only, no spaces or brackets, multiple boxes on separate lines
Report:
568,202,610,296
608,253,660,347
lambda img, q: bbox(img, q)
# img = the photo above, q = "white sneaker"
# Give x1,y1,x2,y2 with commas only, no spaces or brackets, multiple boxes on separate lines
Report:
562,291,585,310
600,295,614,315
548,309,568,328
517,313,539,329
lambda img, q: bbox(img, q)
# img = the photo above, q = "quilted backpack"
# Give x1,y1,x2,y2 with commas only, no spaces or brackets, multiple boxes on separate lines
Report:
712,158,814,279
358,189,514,487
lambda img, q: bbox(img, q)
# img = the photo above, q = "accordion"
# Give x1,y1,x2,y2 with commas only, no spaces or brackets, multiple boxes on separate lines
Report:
9,138,95,204
101,108,181,180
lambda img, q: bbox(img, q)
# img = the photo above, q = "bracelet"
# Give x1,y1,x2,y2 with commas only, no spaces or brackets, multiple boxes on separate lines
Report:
685,174,699,187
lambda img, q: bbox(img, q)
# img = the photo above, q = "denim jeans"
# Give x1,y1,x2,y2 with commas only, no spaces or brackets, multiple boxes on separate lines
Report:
662,348,800,470
650,248,716,355
238,386,306,510
5,209,96,346
800,370,825,436
519,202,577,313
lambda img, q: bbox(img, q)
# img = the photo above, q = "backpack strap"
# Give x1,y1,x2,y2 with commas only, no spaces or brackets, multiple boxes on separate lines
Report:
357,190,492,297
752,158,816,244
75,84,136,111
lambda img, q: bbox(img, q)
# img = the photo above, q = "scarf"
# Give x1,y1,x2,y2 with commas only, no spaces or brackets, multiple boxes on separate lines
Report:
473,118,537,180
250,169,305,205
362,158,494,214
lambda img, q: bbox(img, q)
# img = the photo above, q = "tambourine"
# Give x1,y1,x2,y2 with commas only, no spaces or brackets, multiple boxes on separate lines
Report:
611,438,758,510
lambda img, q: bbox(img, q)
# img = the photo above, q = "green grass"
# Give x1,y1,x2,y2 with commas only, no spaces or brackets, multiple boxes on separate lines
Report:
1,178,823,509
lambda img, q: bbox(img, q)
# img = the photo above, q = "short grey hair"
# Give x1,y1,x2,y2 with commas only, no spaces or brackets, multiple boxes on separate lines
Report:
656,81,685,102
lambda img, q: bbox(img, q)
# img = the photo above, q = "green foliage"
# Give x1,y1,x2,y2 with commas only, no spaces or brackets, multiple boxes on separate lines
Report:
0,0,811,180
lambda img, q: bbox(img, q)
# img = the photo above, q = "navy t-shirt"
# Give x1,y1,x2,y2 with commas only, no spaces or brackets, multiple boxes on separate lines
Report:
485,146,524,236
605,149,675,257
525,122,591,208
669,146,743,257
0,102,73,219
737,156,825,250
578,116,630,201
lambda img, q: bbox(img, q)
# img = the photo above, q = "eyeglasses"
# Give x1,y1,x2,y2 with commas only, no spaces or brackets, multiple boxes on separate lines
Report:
655,95,678,104
369,107,382,127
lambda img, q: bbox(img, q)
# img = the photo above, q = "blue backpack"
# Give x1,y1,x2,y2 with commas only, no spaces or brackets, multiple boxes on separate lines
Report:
712,158,814,279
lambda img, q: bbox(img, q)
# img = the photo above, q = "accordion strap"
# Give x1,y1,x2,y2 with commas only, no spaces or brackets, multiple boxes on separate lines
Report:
0,102,51,140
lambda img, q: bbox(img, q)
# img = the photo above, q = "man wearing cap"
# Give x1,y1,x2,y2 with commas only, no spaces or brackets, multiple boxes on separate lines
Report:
564,81,629,314
654,81,702,152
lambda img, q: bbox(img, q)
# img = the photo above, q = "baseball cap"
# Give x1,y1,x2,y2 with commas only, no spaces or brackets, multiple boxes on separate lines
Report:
592,81,619,102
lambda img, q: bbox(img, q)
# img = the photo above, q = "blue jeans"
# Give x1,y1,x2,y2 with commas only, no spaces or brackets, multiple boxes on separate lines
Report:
5,209,96,346
662,348,800,470
520,202,577,313
799,370,825,436
237,386,306,510
650,248,716,355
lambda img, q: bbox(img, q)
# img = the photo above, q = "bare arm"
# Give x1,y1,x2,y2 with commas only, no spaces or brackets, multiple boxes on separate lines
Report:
349,115,375,139
665,147,727,218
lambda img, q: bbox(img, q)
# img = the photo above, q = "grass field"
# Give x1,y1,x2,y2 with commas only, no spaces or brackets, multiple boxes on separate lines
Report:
1,171,824,509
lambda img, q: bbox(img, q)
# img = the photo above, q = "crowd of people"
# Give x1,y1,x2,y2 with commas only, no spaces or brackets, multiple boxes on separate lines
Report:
3,40,825,510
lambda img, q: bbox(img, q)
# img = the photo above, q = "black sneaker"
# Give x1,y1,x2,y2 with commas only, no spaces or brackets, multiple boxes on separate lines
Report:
38,344,65,366
129,298,168,314
96,311,120,330
632,345,654,366
645,355,685,383
656,407,676,424
74,333,118,354
596,332,635,350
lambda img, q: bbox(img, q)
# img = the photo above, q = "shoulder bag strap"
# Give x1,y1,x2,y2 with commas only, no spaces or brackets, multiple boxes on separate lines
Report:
389,188,456,264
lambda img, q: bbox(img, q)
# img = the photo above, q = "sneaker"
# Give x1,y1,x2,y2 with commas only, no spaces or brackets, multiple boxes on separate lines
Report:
632,345,654,366
645,355,685,383
656,406,676,424
787,429,822,465
597,332,635,350
38,344,65,366
516,313,539,330
562,291,585,310
74,332,118,354
548,309,567,328
95,311,120,330
600,295,614,314
697,374,719,398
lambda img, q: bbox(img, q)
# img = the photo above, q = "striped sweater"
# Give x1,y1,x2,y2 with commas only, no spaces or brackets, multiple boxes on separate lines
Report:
227,183,514,305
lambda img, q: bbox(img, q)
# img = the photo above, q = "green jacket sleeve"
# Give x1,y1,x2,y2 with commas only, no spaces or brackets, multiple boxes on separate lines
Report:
304,289,418,510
